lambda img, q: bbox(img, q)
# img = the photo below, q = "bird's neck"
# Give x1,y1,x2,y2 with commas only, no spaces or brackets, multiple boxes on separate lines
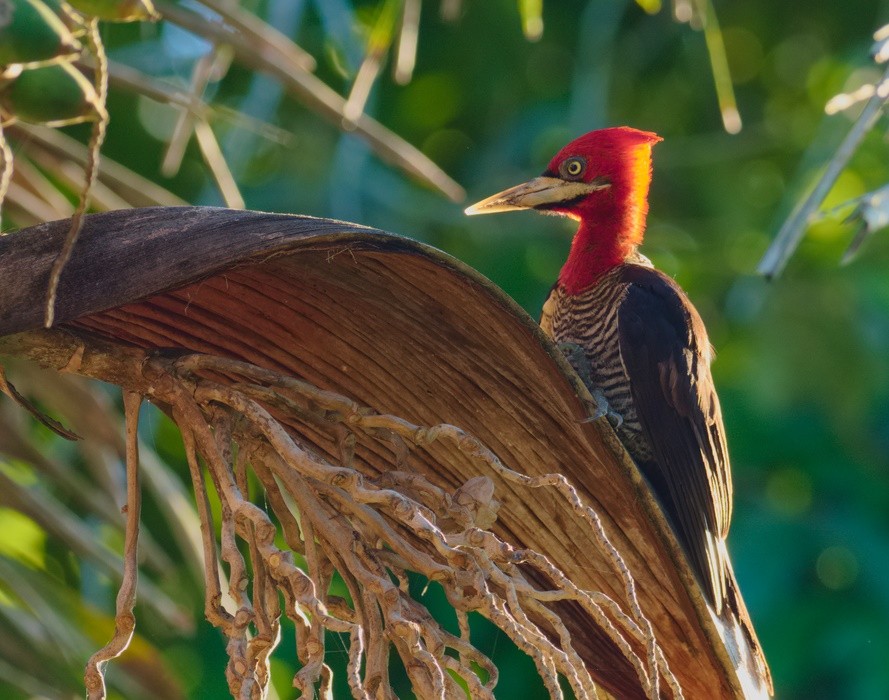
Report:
557,188,650,295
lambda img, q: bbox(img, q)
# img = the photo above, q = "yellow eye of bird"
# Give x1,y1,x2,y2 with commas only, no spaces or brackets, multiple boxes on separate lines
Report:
562,157,584,179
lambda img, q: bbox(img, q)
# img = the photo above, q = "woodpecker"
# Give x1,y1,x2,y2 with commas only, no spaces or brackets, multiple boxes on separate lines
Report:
466,127,772,694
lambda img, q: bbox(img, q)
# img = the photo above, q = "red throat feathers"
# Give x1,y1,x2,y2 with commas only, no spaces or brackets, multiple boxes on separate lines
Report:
550,127,663,294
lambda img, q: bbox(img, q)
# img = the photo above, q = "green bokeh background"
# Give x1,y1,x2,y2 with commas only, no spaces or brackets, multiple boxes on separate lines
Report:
4,0,889,698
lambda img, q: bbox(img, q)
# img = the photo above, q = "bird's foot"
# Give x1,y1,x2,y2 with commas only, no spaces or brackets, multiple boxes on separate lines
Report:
557,342,623,428
557,342,593,387
588,386,623,429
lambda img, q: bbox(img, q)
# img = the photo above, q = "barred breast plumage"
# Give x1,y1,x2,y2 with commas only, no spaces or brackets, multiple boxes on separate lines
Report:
541,261,653,463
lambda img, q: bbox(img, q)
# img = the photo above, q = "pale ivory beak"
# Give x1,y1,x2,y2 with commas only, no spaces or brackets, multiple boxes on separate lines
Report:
464,176,610,215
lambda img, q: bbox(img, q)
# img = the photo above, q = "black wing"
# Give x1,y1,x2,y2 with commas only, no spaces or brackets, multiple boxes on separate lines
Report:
617,265,732,612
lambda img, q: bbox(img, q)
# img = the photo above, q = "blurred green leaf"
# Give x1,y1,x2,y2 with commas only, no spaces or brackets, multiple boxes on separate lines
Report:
0,0,81,66
0,61,99,126
366,0,401,54
65,0,158,22
0,507,44,569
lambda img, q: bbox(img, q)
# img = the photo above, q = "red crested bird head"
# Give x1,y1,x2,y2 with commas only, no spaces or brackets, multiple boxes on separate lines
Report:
466,127,663,294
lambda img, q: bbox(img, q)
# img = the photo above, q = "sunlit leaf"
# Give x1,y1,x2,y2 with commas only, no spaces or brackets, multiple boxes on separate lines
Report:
0,507,45,569
873,23,889,63
693,0,741,133
366,0,401,53
635,0,663,14
393,0,420,84
517,0,543,41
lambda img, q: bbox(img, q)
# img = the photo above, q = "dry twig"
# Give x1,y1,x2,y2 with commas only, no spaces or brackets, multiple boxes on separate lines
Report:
83,391,143,700
44,20,110,327
0,120,12,230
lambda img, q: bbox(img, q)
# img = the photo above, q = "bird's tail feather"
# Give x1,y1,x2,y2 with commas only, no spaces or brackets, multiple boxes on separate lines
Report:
714,541,774,698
